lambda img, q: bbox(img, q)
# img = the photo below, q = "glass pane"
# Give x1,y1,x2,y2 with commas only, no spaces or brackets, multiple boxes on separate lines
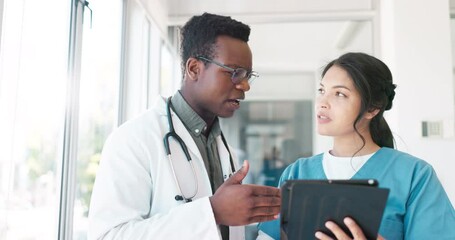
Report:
159,43,174,97
73,0,123,239
0,0,70,239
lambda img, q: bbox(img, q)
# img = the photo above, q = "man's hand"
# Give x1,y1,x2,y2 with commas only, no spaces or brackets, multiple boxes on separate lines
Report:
315,217,385,240
209,160,281,226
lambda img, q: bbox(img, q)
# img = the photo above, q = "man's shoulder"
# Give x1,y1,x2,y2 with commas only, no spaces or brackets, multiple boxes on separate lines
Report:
107,102,166,145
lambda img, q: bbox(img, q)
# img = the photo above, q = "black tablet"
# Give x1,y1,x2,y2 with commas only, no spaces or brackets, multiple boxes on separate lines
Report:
280,179,389,240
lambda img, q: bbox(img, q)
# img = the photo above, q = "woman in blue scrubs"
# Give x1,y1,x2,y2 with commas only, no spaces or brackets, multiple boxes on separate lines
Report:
257,52,455,240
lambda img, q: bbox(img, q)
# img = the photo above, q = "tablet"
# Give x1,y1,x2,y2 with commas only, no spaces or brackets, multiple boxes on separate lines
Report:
280,179,389,240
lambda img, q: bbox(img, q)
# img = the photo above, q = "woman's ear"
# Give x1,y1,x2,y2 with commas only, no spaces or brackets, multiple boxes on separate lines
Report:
185,57,200,81
364,108,380,120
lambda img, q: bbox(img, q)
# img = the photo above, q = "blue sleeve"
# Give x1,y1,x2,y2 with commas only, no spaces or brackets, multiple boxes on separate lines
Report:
257,164,296,239
257,219,280,239
404,164,455,240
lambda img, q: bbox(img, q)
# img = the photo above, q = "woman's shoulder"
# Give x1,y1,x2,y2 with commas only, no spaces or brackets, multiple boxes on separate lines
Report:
378,147,425,162
281,153,325,180
378,147,431,168
286,153,323,168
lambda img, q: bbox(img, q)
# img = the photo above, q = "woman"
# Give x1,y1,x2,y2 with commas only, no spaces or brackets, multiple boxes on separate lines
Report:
257,52,455,240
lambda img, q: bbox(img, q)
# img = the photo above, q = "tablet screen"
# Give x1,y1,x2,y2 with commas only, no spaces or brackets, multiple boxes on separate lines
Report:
280,179,389,240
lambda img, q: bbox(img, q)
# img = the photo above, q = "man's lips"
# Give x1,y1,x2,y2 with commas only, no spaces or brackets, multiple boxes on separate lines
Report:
227,97,244,104
227,99,240,106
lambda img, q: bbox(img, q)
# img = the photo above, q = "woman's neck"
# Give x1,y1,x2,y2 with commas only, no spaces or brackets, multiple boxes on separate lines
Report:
331,133,380,157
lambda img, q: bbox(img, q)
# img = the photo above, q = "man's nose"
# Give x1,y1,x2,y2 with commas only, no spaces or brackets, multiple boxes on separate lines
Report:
235,79,250,92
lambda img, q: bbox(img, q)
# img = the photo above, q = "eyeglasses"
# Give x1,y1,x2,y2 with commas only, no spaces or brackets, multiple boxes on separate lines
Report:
196,56,259,85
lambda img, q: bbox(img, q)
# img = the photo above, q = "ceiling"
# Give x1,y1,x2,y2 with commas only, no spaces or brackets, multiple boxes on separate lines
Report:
159,0,455,83
163,0,375,75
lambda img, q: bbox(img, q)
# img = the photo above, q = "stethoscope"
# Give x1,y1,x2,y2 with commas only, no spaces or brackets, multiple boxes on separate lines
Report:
163,97,235,203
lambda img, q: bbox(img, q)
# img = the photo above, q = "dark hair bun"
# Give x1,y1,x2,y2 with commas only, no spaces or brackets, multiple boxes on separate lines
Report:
385,84,396,110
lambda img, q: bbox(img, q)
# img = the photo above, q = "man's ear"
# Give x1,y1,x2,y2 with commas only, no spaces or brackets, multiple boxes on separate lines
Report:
185,57,200,81
365,108,380,120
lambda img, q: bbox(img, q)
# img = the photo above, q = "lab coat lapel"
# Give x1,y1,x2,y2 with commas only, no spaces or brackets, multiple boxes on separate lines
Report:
156,96,204,161
217,136,234,182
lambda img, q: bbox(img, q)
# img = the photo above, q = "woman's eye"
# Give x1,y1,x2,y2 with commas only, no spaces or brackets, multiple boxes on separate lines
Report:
336,92,346,97
317,88,324,94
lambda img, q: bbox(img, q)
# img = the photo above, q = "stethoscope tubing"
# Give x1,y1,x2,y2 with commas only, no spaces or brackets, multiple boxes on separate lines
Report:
164,97,197,202
163,96,235,202
166,154,198,202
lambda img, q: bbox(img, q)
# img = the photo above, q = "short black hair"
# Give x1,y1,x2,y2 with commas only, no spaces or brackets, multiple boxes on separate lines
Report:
179,12,251,72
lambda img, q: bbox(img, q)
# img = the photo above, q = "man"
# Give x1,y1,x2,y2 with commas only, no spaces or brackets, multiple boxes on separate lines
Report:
88,12,281,240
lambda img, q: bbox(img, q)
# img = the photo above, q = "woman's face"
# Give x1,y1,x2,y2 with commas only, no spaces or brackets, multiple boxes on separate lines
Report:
315,65,368,138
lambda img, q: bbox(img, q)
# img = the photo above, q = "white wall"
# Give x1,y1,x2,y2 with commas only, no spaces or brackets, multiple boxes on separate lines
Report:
247,72,315,101
138,0,168,35
0,0,4,45
121,0,168,121
380,0,455,204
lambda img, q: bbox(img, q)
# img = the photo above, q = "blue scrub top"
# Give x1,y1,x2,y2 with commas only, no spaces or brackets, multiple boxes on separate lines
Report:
258,147,455,240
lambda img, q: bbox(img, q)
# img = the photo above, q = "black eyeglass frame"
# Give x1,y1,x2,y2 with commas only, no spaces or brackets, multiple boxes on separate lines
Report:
196,56,259,84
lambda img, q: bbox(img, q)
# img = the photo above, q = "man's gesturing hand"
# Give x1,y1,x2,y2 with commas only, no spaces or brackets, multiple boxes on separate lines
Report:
209,160,281,226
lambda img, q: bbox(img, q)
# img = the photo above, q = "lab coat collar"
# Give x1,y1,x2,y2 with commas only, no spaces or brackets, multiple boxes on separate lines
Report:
155,95,234,181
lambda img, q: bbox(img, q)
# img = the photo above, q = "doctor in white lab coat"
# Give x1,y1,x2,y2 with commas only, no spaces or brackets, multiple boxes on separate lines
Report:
88,13,281,240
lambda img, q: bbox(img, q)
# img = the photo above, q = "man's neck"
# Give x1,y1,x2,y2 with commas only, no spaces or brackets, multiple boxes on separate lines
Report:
179,89,217,127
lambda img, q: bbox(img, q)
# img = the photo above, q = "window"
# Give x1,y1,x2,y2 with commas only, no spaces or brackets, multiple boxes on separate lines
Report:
73,0,123,239
0,0,124,238
0,0,71,238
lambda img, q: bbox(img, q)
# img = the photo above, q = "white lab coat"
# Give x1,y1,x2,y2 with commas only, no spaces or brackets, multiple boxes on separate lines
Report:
88,96,244,240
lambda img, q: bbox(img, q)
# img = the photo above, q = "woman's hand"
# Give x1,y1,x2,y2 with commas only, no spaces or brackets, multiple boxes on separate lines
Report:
314,217,385,240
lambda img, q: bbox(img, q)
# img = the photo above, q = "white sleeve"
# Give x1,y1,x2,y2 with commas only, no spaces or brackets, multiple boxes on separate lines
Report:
87,125,220,240
93,198,220,240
